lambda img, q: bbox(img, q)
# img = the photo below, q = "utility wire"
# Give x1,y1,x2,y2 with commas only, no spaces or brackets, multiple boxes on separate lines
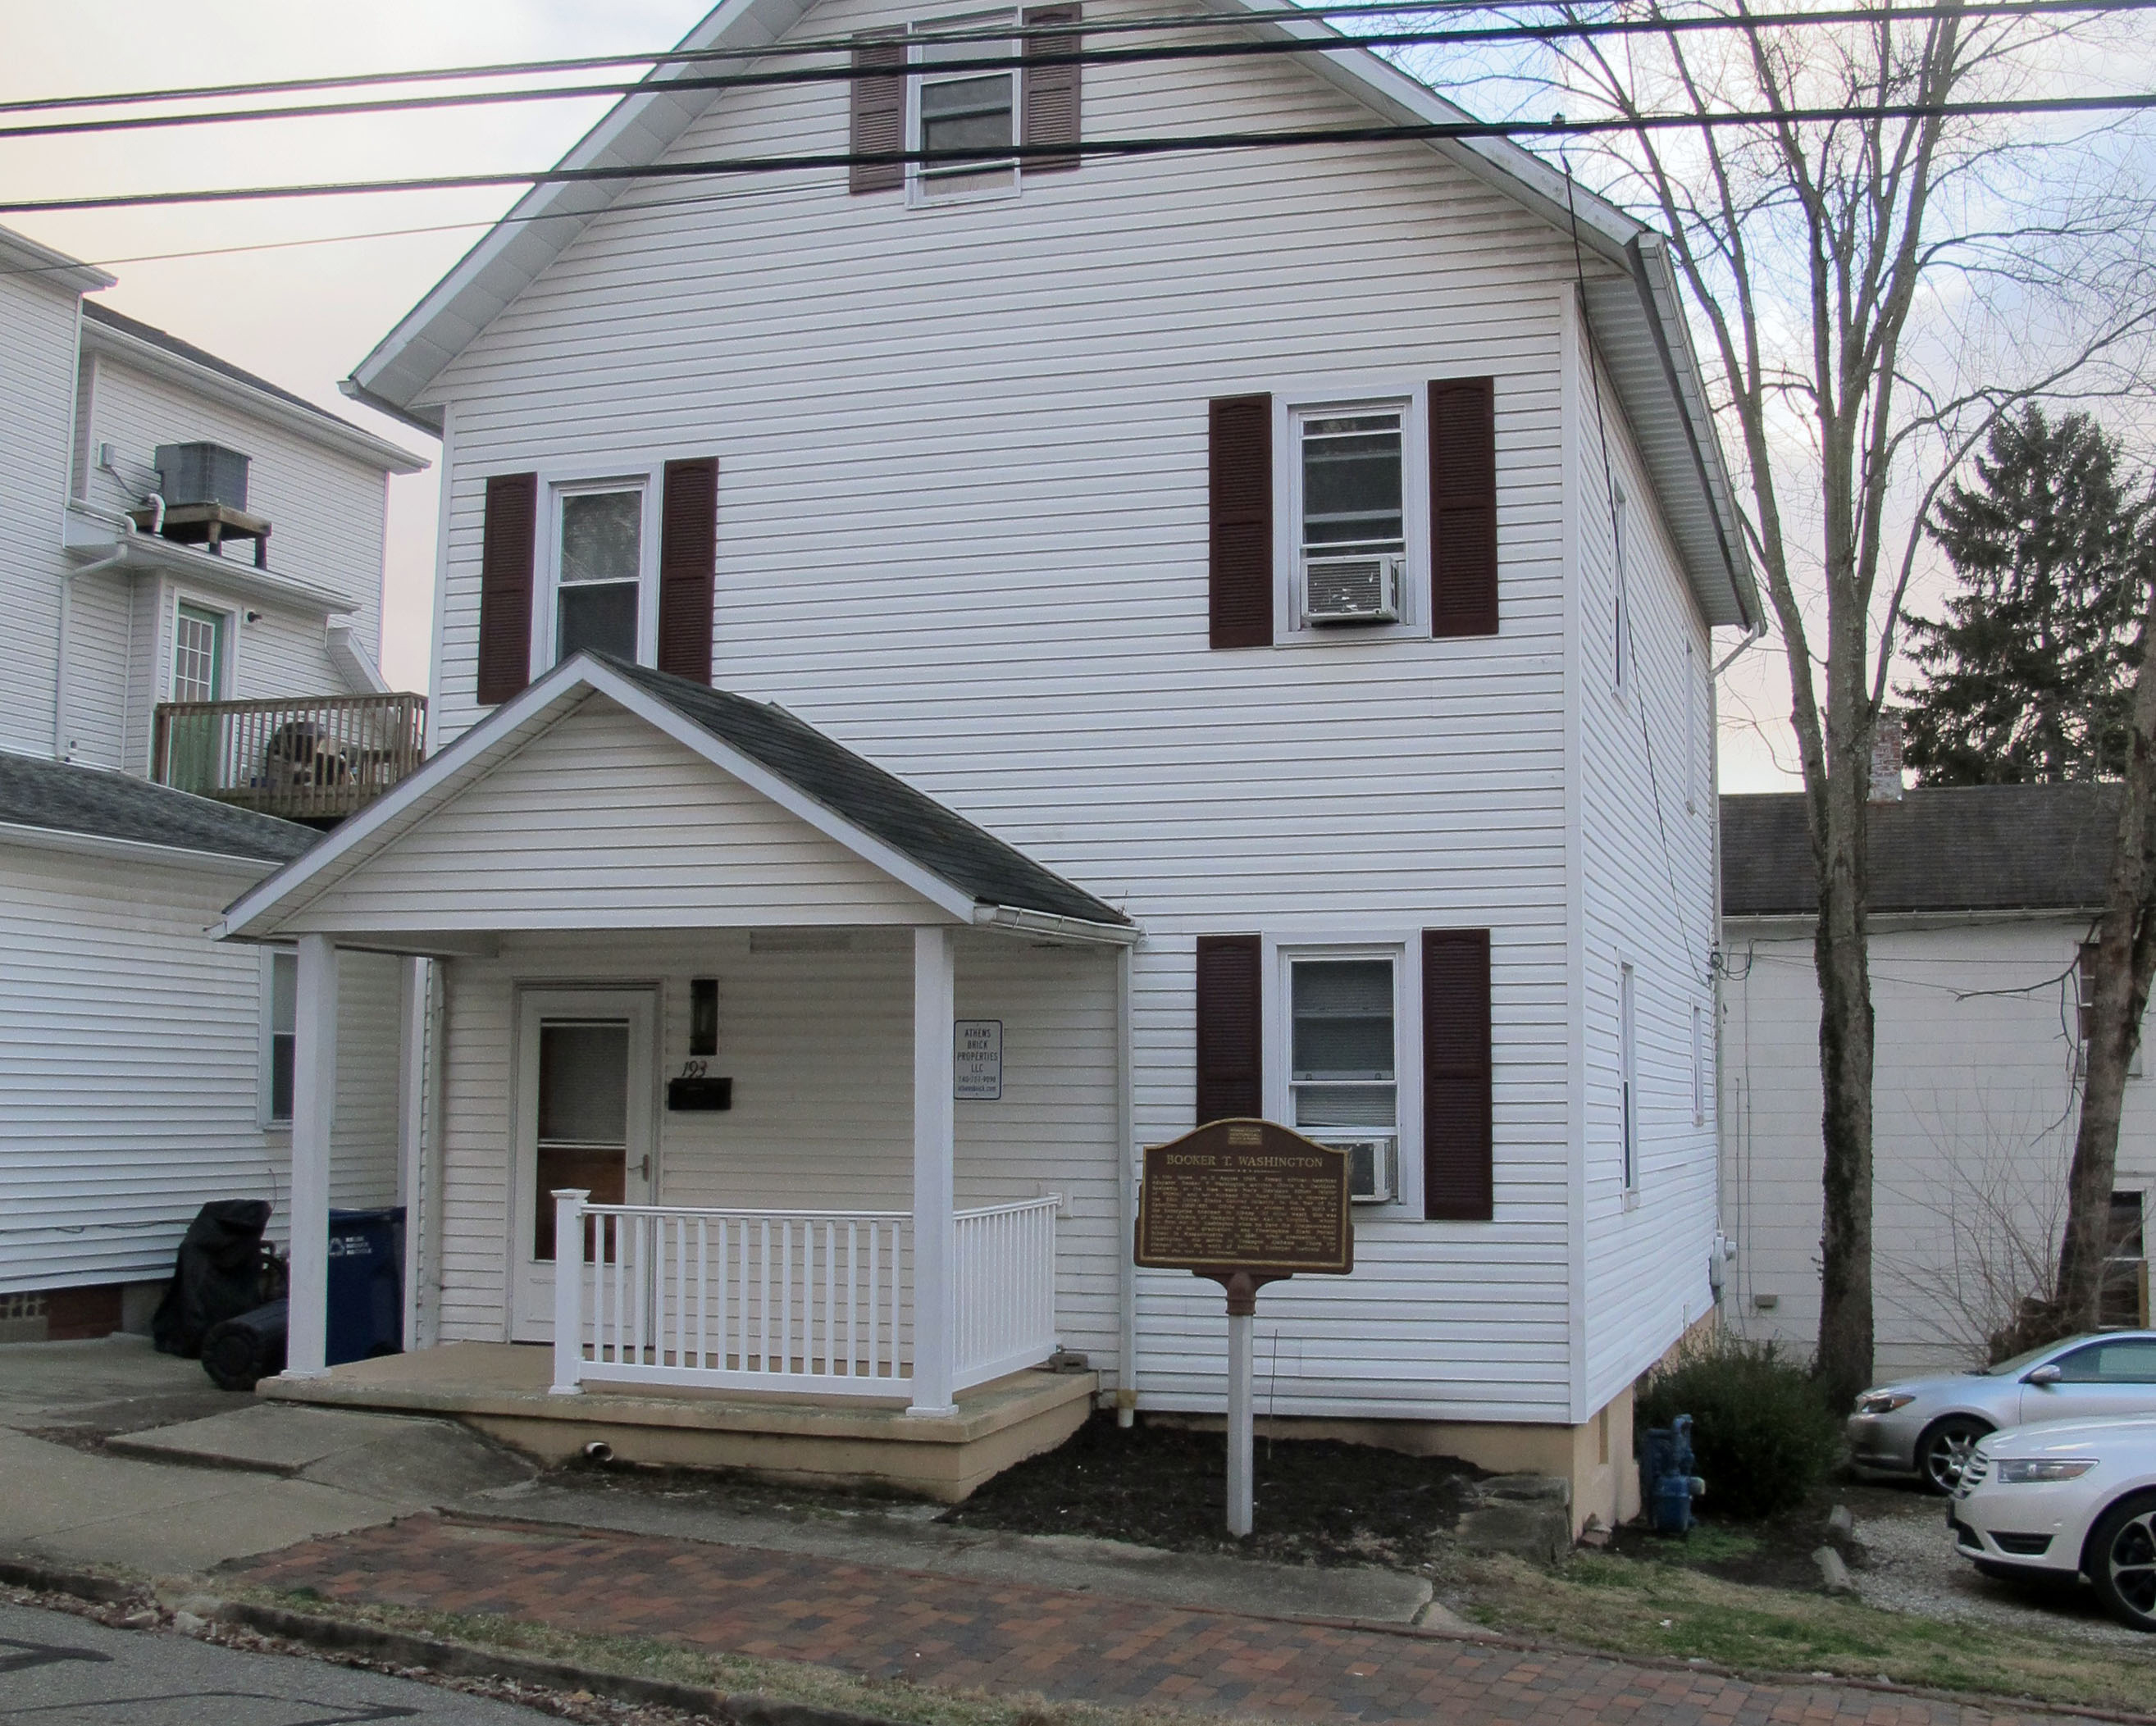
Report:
7,90,2151,216
5,1,2146,143
21,0,2140,121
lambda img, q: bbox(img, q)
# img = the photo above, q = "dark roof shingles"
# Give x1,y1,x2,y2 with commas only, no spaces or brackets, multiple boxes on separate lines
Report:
0,750,317,865
599,657,1129,927
1721,783,2120,917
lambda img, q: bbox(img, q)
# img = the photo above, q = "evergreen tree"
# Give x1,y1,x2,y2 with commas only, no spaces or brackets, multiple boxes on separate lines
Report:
1901,408,2153,785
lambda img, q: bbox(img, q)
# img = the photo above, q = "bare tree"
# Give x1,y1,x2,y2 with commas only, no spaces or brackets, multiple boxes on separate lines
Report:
2048,567,2156,1339
1480,0,2156,1404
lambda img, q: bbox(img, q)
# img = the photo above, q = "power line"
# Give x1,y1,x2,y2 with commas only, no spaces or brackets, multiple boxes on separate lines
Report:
5,90,2150,216
2,1,2145,143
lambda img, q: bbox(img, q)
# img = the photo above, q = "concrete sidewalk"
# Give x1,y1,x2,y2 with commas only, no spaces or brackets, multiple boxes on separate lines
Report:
0,1336,531,1573
233,1512,2084,1726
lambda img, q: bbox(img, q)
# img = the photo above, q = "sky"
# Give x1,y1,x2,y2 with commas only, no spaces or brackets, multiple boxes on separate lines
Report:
9,5,2140,793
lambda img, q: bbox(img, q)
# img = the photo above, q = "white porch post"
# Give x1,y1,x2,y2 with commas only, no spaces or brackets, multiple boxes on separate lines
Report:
285,932,339,1378
910,925,957,1414
550,1188,589,1395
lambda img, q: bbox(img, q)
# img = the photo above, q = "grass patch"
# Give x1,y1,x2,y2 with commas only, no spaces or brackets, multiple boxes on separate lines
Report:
221,1583,1264,1726
1453,1551,2156,1713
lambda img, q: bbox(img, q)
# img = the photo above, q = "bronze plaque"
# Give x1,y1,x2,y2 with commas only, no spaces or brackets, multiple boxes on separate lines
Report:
1135,1119,1352,1275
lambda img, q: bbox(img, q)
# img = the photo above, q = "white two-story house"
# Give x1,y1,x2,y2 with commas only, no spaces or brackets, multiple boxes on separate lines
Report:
225,0,1757,1528
0,222,427,1343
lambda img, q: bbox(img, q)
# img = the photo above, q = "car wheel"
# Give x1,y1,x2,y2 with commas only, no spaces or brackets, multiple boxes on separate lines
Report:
1917,1416,1992,1495
2088,1491,2156,1633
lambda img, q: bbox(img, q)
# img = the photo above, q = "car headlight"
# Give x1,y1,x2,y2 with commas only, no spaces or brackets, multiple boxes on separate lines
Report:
1993,1458,2096,1483
1854,1391,1916,1415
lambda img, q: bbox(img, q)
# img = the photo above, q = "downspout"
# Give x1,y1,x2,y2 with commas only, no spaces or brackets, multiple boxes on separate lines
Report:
1115,942,1138,1425
1707,623,1762,1310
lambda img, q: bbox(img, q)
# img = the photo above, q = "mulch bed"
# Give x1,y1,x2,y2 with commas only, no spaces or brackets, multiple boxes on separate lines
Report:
937,1412,1482,1567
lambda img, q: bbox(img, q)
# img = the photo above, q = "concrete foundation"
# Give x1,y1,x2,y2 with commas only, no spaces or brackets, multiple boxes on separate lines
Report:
262,1342,1096,1502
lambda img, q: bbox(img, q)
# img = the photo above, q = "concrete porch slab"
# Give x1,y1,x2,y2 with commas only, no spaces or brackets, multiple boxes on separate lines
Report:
260,1342,1097,1501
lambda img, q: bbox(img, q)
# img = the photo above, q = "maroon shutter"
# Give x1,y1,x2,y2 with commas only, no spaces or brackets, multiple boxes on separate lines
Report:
1423,929,1493,1221
849,31,906,194
1195,935,1263,1125
1022,5,1082,172
657,457,718,683
1429,376,1498,637
476,471,536,706
1208,394,1272,649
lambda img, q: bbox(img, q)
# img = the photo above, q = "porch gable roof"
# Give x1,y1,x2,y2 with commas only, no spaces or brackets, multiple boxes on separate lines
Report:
217,654,1133,944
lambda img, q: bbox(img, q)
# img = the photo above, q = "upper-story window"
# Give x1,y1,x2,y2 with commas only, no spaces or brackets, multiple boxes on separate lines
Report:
1296,406,1407,626
554,485,645,663
914,15,1019,201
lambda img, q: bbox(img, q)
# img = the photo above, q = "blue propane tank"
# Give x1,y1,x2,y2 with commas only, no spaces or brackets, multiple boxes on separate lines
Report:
1641,1414,1707,1535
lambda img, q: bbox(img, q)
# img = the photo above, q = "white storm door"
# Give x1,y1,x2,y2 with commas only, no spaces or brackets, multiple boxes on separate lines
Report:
511,988,657,1341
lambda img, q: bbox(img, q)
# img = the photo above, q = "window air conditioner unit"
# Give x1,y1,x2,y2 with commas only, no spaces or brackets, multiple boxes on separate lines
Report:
1303,554,1404,625
1324,1137,1397,1204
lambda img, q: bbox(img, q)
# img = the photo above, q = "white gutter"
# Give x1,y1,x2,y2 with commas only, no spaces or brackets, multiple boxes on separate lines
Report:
66,513,359,618
326,622,393,694
971,903,1142,946
0,817,287,878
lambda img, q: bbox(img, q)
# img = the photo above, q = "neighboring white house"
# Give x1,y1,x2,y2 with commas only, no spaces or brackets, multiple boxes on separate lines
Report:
224,0,1758,1528
1721,778,2153,1380
0,222,428,1342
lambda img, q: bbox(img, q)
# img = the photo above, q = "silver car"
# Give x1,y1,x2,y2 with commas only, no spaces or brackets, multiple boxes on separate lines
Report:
1848,1331,2156,1493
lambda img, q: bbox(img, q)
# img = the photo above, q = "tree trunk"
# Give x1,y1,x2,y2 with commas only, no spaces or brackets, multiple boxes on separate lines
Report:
2054,573,2156,1336
1812,714,1877,1410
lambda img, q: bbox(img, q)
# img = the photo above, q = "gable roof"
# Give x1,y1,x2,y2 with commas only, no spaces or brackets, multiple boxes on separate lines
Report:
1721,785,2122,919
84,303,427,476
219,654,1133,942
0,221,114,297
0,749,318,867
344,0,1756,631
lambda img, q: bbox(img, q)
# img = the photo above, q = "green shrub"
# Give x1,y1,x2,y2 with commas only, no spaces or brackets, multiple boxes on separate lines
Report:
1634,1337,1841,1520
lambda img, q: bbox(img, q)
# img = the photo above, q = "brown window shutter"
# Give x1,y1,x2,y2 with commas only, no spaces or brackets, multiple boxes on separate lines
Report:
657,457,718,683
1208,394,1272,649
1022,5,1082,172
476,471,536,706
1195,934,1263,1125
1423,928,1493,1220
1429,376,1498,637
849,31,906,194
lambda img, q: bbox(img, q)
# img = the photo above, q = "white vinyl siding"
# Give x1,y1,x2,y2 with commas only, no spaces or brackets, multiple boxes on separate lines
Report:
1575,312,1721,1412
282,694,950,932
0,270,82,757
75,353,392,671
1725,916,2156,1377
0,843,402,1292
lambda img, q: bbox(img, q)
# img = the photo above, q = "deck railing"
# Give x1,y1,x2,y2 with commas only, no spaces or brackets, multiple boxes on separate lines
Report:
548,1194,1060,1400
153,691,426,822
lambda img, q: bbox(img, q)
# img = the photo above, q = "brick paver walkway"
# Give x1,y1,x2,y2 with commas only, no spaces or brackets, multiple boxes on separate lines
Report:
232,1514,2078,1726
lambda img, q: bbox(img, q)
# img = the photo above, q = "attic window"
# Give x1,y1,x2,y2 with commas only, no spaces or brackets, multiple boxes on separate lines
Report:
913,14,1019,201
555,485,643,663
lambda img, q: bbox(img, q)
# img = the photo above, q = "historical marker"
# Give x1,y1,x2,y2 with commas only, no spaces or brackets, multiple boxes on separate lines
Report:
1134,1119,1353,1535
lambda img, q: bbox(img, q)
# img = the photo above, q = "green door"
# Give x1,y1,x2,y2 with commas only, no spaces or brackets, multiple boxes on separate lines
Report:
167,603,226,793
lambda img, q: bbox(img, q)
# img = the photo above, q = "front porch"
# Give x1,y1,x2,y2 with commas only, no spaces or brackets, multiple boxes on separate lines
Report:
262,1341,1097,1501
214,655,1138,1492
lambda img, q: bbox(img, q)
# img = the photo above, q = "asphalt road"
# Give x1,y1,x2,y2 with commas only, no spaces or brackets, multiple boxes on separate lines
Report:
0,1601,550,1724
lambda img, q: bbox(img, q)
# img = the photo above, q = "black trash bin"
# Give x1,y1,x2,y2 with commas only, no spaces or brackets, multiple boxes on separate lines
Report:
201,1299,288,1392
326,1207,405,1367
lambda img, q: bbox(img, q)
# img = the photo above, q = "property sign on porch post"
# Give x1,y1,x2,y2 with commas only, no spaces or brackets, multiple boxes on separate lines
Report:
1134,1120,1352,1537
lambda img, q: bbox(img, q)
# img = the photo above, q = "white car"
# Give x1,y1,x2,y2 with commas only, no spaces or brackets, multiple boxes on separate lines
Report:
1950,1414,2156,1632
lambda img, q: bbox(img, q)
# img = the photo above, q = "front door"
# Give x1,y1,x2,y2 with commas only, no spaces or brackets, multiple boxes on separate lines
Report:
512,988,656,1341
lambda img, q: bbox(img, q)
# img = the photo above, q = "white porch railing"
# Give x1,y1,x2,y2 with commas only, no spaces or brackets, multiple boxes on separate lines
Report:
954,1197,1061,1391
549,1193,1060,1401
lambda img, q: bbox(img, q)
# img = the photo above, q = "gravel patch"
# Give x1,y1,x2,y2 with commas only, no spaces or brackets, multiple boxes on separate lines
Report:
1851,1494,2154,1649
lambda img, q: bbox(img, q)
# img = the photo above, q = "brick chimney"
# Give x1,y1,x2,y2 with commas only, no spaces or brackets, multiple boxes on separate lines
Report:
1869,714,1905,803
